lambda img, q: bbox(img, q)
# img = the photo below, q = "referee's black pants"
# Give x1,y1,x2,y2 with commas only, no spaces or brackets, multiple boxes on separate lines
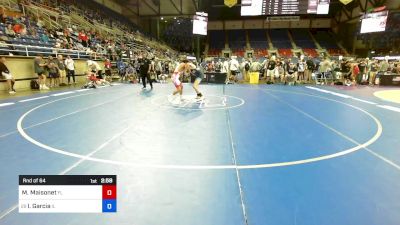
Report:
141,73,153,88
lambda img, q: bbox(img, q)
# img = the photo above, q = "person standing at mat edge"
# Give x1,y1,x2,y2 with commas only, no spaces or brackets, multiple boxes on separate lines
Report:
34,55,49,90
65,55,75,85
0,57,16,94
138,53,152,90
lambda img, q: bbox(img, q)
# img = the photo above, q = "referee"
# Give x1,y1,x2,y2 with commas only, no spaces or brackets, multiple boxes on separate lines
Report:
138,53,153,90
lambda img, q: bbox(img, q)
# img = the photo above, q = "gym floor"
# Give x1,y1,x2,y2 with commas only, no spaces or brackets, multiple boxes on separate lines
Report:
0,83,399,225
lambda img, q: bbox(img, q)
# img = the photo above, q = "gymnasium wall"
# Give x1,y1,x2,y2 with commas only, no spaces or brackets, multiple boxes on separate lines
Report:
0,57,104,91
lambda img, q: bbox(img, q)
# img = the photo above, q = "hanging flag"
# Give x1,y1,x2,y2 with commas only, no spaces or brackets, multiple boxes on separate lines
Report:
339,0,353,5
224,0,237,8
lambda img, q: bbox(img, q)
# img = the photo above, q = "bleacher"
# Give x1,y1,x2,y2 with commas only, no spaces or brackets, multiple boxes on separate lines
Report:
313,30,347,56
278,49,293,58
248,29,268,57
208,30,225,56
0,0,177,60
228,30,246,50
228,30,246,57
328,49,345,56
205,27,349,58
291,29,316,49
254,49,268,58
302,48,318,57
269,29,292,49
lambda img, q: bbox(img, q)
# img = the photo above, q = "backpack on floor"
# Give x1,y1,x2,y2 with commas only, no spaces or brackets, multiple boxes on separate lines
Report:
30,80,40,89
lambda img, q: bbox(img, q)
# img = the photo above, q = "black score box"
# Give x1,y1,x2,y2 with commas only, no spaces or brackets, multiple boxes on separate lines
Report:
19,175,117,213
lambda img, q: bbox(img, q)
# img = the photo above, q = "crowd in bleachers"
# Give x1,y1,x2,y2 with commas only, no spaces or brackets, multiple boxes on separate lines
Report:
0,0,178,60
0,0,185,94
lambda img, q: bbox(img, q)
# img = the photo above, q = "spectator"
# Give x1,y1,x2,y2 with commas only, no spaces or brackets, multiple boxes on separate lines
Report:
358,59,368,84
297,59,306,82
34,55,49,90
41,30,50,43
266,56,276,82
163,61,170,74
78,30,88,47
305,56,315,83
75,41,84,51
379,59,389,73
275,58,284,82
5,24,16,37
13,23,23,34
222,58,229,74
64,55,75,84
104,58,112,79
261,57,269,78
60,39,68,49
116,58,126,76
47,55,59,87
284,62,297,85
229,56,239,83
319,57,332,84
350,61,359,84
20,24,27,36
395,61,400,74
0,7,6,23
342,60,353,86
155,58,162,81
215,59,222,72
0,56,16,94
206,60,213,72
29,27,38,38
368,59,378,85
57,55,67,85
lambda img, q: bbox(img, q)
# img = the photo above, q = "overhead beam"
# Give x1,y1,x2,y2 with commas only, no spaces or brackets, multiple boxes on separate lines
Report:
358,0,365,11
192,0,198,11
137,0,140,16
341,6,352,20
168,0,182,14
142,0,159,15
123,3,139,17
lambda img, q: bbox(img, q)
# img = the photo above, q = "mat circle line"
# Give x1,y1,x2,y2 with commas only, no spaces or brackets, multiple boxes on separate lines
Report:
16,88,383,170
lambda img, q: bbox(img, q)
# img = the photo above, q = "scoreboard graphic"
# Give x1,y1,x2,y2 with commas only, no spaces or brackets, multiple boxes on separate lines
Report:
241,0,330,16
19,175,117,213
